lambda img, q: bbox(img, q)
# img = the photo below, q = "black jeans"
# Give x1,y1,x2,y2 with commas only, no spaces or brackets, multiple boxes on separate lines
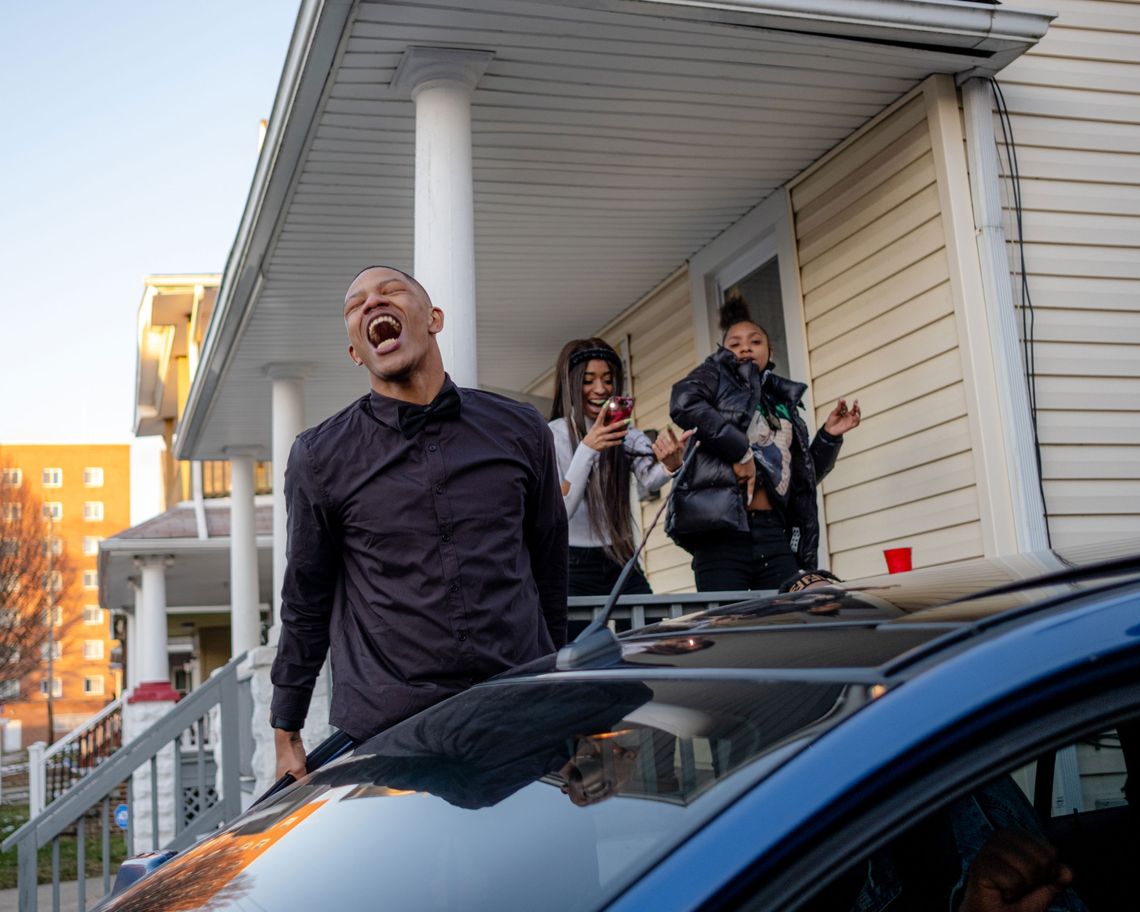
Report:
568,546,651,597
690,511,799,592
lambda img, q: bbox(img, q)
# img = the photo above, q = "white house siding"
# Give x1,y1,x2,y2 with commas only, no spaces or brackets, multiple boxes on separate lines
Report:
996,0,1140,547
789,91,986,579
604,270,698,593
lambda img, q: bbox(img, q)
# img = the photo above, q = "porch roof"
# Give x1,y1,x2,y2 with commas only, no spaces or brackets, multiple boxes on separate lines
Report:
176,0,1052,460
98,500,273,614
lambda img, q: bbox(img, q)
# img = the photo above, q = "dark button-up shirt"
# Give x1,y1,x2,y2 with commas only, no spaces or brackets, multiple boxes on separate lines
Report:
270,377,569,741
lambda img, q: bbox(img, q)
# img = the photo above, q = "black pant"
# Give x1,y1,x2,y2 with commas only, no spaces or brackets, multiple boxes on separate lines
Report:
568,546,651,597
690,511,799,592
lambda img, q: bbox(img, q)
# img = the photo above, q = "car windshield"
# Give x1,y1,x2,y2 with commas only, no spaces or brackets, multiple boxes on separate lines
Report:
104,674,876,912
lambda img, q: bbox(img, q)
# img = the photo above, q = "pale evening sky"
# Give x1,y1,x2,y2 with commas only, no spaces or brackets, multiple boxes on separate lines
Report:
0,1,300,522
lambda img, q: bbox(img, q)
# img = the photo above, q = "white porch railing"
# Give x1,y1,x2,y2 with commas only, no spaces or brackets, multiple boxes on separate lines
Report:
566,590,762,630
28,697,124,817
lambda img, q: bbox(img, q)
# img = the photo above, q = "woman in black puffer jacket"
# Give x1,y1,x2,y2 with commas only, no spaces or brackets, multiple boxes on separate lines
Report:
666,293,861,591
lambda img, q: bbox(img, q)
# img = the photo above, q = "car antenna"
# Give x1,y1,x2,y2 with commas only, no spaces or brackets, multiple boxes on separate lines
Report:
556,439,701,670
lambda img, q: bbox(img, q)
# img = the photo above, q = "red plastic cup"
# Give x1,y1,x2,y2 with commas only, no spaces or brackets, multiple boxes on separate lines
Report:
883,547,912,574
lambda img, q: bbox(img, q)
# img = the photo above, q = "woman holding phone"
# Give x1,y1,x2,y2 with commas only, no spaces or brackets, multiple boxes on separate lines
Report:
549,338,690,596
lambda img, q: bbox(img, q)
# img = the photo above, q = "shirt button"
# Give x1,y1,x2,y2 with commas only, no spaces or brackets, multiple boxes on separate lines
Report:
449,584,459,594
428,444,438,453
457,631,468,642
442,534,451,543
435,484,444,494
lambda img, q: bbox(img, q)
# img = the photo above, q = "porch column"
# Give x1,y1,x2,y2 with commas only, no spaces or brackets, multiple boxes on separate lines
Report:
266,365,308,641
128,557,178,703
123,559,177,854
125,595,140,691
394,47,493,387
226,448,262,657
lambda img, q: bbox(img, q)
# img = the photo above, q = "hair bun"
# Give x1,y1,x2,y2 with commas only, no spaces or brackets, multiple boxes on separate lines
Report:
718,290,752,334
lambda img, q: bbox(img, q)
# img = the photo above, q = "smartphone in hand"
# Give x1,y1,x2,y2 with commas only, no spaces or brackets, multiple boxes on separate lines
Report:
605,395,635,425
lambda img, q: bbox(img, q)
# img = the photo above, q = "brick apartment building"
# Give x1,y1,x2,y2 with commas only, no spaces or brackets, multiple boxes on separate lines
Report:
0,444,130,745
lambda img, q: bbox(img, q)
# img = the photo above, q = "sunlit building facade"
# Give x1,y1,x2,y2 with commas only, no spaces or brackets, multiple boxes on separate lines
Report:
0,443,130,745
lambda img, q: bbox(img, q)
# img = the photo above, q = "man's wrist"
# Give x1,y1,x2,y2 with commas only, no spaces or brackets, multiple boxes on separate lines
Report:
270,713,305,732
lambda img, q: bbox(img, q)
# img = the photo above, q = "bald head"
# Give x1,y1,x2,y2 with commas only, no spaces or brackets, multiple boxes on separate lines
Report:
351,265,428,301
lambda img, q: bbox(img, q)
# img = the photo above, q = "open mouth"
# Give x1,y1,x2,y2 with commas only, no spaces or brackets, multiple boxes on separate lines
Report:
367,314,402,354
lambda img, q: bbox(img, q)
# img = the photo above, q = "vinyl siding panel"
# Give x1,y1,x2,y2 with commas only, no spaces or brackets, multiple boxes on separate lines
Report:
790,95,985,579
598,271,698,593
1000,0,1140,546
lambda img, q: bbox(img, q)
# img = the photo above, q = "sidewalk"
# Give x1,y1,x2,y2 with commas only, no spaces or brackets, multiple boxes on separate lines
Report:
0,877,108,912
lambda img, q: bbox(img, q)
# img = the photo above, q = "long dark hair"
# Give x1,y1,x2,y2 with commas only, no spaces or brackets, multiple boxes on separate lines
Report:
550,338,636,565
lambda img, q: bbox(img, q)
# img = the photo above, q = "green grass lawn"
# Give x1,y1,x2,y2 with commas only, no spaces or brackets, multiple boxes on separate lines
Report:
0,805,129,889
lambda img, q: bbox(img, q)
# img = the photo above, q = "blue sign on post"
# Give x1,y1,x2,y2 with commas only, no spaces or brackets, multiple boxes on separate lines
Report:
114,804,129,830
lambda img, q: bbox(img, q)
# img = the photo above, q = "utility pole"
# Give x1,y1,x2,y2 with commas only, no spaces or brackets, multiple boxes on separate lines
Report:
45,514,55,744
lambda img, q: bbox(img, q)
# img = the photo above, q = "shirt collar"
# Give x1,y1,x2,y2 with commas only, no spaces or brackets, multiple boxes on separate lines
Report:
366,374,459,430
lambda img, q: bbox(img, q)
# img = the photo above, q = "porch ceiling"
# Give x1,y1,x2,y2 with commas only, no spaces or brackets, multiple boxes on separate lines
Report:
178,0,1051,459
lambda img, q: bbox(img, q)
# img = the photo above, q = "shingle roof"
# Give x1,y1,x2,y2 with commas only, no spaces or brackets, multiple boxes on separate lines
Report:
110,502,273,541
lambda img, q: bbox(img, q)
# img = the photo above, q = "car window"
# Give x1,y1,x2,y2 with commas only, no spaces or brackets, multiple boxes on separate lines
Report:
781,720,1138,912
1008,728,1129,817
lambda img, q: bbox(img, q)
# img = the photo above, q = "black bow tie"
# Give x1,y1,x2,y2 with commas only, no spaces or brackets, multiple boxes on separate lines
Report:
396,386,462,439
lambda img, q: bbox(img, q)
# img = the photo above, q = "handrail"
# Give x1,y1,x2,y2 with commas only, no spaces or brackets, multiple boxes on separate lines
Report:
42,698,123,763
3,653,247,912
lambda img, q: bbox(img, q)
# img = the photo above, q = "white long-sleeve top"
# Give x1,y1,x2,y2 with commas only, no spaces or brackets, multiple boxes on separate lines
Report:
548,417,672,548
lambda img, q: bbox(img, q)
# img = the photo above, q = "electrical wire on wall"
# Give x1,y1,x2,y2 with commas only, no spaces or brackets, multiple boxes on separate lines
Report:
989,77,1051,548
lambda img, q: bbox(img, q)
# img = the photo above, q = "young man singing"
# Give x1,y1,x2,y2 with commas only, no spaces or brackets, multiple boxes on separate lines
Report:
270,266,568,779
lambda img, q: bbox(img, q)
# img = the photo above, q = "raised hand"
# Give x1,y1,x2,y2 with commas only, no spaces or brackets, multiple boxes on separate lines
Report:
824,398,861,436
651,426,695,473
582,401,630,451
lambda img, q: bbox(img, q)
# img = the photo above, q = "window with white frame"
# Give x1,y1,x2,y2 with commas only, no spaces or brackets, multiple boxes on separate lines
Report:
43,502,62,521
83,569,98,590
83,605,103,625
83,676,104,696
40,677,62,698
0,539,18,558
44,570,62,592
45,604,62,626
42,537,63,557
1,468,20,487
83,467,104,488
41,641,62,660
83,536,103,556
82,640,104,660
41,468,62,488
2,503,22,522
0,680,19,700
83,502,104,522
687,189,809,383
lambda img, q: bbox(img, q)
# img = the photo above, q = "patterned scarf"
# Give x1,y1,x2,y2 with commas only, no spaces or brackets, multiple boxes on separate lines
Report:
740,361,794,504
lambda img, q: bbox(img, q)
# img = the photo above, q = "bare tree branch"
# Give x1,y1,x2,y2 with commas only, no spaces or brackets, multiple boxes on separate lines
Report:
0,454,78,696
